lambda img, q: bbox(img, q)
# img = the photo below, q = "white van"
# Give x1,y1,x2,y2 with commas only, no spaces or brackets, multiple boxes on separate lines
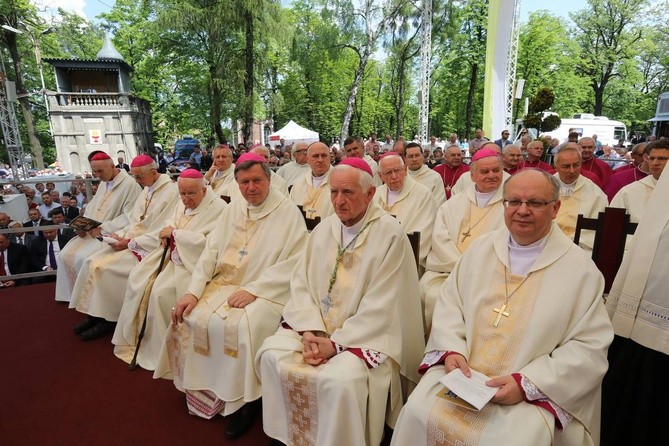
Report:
548,114,627,146
650,92,669,138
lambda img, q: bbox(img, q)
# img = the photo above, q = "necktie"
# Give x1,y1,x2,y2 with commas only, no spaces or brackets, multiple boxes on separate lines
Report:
48,241,57,270
0,250,6,276
33,222,39,236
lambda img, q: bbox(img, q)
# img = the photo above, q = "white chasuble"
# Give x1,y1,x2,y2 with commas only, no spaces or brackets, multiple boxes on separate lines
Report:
289,167,335,221
55,169,141,302
112,188,226,370
553,174,607,251
610,175,656,224
374,175,438,270
257,201,425,446
209,165,236,197
420,186,505,334
408,164,447,204
69,174,179,321
153,189,307,417
391,225,613,446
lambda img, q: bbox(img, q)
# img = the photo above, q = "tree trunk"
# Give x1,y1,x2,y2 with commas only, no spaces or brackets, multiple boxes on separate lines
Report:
243,11,254,143
6,33,45,169
593,83,604,116
396,56,406,141
464,61,478,140
209,65,224,144
340,49,370,142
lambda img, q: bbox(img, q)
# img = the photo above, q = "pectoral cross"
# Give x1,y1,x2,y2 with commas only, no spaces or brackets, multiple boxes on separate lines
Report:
321,294,334,315
446,185,452,192
306,208,317,219
461,230,471,243
492,304,510,327
238,246,248,262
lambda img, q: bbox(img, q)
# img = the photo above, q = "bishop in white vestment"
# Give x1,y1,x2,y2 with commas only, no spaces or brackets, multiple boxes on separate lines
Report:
392,170,613,446
154,154,307,439
257,159,424,446
289,142,335,221
112,170,226,370
204,144,237,197
55,151,141,303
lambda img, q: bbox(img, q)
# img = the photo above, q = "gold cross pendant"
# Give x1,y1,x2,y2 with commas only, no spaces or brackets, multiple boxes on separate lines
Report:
493,303,510,327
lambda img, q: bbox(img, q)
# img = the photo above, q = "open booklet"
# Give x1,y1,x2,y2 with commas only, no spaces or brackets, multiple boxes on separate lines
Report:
438,368,499,411
69,215,102,232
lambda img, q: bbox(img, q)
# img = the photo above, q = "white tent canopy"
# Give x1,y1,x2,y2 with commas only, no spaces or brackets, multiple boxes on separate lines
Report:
268,120,319,148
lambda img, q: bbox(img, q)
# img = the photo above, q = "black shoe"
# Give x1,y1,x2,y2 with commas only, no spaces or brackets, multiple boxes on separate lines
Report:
269,440,286,446
224,400,260,439
80,320,116,341
73,316,100,334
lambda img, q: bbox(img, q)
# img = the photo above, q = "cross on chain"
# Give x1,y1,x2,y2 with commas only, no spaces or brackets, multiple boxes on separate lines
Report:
321,294,334,315
238,246,248,262
492,303,510,327
306,208,317,219
461,230,471,243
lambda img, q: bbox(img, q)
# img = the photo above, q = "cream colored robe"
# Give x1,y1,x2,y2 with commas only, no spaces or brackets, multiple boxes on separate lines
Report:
208,165,237,198
277,161,311,186
153,189,307,416
229,170,288,202
420,185,505,334
289,167,335,220
554,174,607,250
391,225,613,446
69,174,179,321
609,175,656,223
606,168,669,354
256,201,425,446
55,169,141,302
112,188,226,370
374,175,437,269
408,164,446,204
451,169,510,196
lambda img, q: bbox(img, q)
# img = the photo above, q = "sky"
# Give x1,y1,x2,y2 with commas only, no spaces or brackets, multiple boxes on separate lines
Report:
41,0,591,24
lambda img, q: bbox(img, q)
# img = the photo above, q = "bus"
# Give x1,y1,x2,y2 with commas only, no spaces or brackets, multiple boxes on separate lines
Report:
650,92,669,138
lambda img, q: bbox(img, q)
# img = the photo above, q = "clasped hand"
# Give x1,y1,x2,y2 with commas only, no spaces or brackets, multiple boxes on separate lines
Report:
302,331,336,366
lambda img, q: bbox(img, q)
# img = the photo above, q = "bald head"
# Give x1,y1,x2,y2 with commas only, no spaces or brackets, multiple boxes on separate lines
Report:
307,142,331,177
293,142,308,165
251,146,270,161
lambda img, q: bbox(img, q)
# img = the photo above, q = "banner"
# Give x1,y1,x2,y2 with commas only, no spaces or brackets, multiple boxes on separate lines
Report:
482,0,516,141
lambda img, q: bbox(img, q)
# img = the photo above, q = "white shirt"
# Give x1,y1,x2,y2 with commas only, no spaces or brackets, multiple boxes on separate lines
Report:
43,239,62,270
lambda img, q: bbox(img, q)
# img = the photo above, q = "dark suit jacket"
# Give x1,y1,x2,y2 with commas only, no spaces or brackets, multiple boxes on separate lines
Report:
29,235,70,272
12,233,36,248
116,163,130,172
28,235,69,284
1,243,30,285
60,206,80,223
23,218,50,237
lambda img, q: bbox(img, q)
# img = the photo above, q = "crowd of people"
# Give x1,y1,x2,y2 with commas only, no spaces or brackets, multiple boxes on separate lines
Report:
2,130,668,445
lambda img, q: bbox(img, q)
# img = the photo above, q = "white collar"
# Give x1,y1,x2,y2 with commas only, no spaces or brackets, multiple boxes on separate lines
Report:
508,234,550,276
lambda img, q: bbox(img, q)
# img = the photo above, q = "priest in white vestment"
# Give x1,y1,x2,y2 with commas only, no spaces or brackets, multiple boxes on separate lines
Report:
70,155,179,341
276,142,312,186
228,146,289,201
257,158,425,446
602,140,669,446
552,144,607,250
420,148,506,334
375,152,437,270
610,142,669,223
112,169,226,370
153,153,307,440
343,136,381,185
405,143,446,204
451,142,509,195
392,169,613,446
289,142,335,221
55,151,141,303
204,144,237,198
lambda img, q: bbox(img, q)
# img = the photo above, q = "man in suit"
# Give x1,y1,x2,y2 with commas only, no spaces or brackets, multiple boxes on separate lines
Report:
30,228,69,284
24,208,50,237
59,192,80,222
8,221,36,247
48,208,75,241
0,233,30,287
494,129,513,149
116,157,130,172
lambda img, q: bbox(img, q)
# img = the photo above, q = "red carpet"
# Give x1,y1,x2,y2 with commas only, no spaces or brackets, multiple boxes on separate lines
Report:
0,283,270,445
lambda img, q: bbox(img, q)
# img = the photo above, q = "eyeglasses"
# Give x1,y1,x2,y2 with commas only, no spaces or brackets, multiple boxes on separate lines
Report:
294,150,307,154
380,168,404,177
503,199,556,209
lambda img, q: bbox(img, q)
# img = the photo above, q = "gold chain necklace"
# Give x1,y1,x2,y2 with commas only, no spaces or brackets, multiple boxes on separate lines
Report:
492,266,530,327
237,210,263,262
461,203,495,243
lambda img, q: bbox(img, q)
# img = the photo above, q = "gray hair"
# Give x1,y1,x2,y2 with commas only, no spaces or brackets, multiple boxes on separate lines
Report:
470,154,503,172
333,164,375,193
379,154,405,168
